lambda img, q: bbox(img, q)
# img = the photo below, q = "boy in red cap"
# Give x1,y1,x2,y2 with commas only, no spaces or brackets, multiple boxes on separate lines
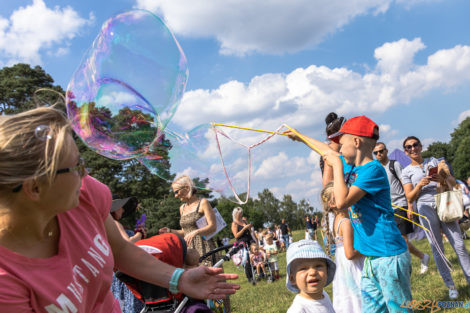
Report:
286,116,412,313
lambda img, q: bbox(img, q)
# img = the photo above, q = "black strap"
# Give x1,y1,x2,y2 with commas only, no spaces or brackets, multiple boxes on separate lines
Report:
389,160,404,191
345,165,355,185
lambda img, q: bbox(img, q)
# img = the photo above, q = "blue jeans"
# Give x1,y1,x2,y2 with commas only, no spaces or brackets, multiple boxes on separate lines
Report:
361,251,412,313
282,234,290,249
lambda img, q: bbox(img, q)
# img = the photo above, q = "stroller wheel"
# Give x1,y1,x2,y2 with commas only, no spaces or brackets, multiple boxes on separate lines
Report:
251,278,256,285
267,277,273,283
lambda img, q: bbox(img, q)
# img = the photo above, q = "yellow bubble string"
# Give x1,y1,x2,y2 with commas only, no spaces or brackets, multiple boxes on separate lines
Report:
393,204,452,271
211,123,323,155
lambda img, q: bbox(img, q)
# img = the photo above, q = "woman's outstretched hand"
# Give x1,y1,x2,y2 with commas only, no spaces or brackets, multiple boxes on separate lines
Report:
179,266,240,300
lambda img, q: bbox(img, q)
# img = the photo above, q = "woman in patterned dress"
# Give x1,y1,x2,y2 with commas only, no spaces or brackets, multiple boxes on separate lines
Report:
159,176,230,311
159,175,218,265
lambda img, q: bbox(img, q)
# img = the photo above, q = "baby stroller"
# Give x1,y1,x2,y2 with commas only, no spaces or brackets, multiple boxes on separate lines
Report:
116,233,242,313
230,242,256,285
248,248,274,284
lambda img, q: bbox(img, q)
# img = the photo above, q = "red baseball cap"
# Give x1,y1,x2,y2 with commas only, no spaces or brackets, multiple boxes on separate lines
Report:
328,115,379,144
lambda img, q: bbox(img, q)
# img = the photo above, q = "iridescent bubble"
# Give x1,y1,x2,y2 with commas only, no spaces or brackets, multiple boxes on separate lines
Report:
66,10,188,160
66,10,266,201
34,125,52,141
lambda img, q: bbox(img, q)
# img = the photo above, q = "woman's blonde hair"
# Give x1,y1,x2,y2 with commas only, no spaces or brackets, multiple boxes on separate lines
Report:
321,182,335,213
320,182,335,257
172,175,196,197
0,106,71,192
232,206,243,221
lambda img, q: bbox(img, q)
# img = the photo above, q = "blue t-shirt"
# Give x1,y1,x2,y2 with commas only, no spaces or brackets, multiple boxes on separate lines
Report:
340,156,407,257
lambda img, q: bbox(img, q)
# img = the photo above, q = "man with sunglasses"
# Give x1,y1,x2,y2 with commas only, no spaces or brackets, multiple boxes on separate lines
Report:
373,142,430,274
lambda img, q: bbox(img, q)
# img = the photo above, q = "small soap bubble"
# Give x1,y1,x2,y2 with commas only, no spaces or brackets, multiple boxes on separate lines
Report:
34,125,52,141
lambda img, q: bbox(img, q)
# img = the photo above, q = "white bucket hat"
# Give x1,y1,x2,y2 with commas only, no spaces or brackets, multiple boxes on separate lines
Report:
286,239,336,293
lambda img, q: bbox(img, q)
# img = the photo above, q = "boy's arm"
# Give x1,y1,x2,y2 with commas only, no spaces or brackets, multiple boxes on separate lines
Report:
327,151,367,209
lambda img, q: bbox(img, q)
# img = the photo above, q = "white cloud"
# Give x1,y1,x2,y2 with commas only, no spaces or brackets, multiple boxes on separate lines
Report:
174,39,470,133
420,137,437,150
375,38,426,77
385,139,404,152
458,110,470,123
0,0,94,65
254,152,309,179
135,0,400,56
379,124,398,137
169,39,470,204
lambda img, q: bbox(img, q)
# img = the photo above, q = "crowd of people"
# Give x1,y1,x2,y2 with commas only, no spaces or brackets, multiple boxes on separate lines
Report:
282,113,470,313
0,104,469,313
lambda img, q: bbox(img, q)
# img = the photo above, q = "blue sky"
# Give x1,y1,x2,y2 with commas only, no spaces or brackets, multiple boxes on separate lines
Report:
1,0,469,209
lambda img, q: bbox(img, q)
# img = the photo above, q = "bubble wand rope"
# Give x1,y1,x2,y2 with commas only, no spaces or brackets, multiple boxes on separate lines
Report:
393,204,453,271
211,123,287,136
211,124,285,204
211,123,324,155
210,123,324,204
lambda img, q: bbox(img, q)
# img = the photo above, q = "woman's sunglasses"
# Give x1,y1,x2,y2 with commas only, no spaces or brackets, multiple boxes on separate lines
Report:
12,158,86,193
173,187,187,195
404,142,420,151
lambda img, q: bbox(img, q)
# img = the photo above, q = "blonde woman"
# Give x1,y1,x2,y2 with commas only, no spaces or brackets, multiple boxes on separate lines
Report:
0,107,239,312
231,207,255,283
159,176,219,265
160,176,231,311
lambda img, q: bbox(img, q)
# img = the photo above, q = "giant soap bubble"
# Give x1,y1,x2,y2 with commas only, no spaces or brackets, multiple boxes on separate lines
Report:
66,10,188,160
66,10,262,201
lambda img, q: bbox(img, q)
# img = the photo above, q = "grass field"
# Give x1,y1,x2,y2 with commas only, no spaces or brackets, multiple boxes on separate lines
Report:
224,229,470,313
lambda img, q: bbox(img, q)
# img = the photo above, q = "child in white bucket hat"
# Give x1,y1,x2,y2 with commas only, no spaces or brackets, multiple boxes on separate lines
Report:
286,240,336,313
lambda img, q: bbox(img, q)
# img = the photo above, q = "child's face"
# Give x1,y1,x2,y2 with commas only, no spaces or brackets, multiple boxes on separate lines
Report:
266,237,273,244
339,134,359,164
289,258,328,300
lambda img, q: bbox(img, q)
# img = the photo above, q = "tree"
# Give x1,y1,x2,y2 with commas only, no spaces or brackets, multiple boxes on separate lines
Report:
0,64,64,114
214,196,239,237
452,136,470,180
255,189,281,225
422,141,450,160
449,117,470,179
280,194,297,226
418,117,470,180
449,117,470,155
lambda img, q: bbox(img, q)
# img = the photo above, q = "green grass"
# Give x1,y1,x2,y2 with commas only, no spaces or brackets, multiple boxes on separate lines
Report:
224,229,470,313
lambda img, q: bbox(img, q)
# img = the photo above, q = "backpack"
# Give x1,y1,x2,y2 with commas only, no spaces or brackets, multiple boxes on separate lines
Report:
389,160,403,191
